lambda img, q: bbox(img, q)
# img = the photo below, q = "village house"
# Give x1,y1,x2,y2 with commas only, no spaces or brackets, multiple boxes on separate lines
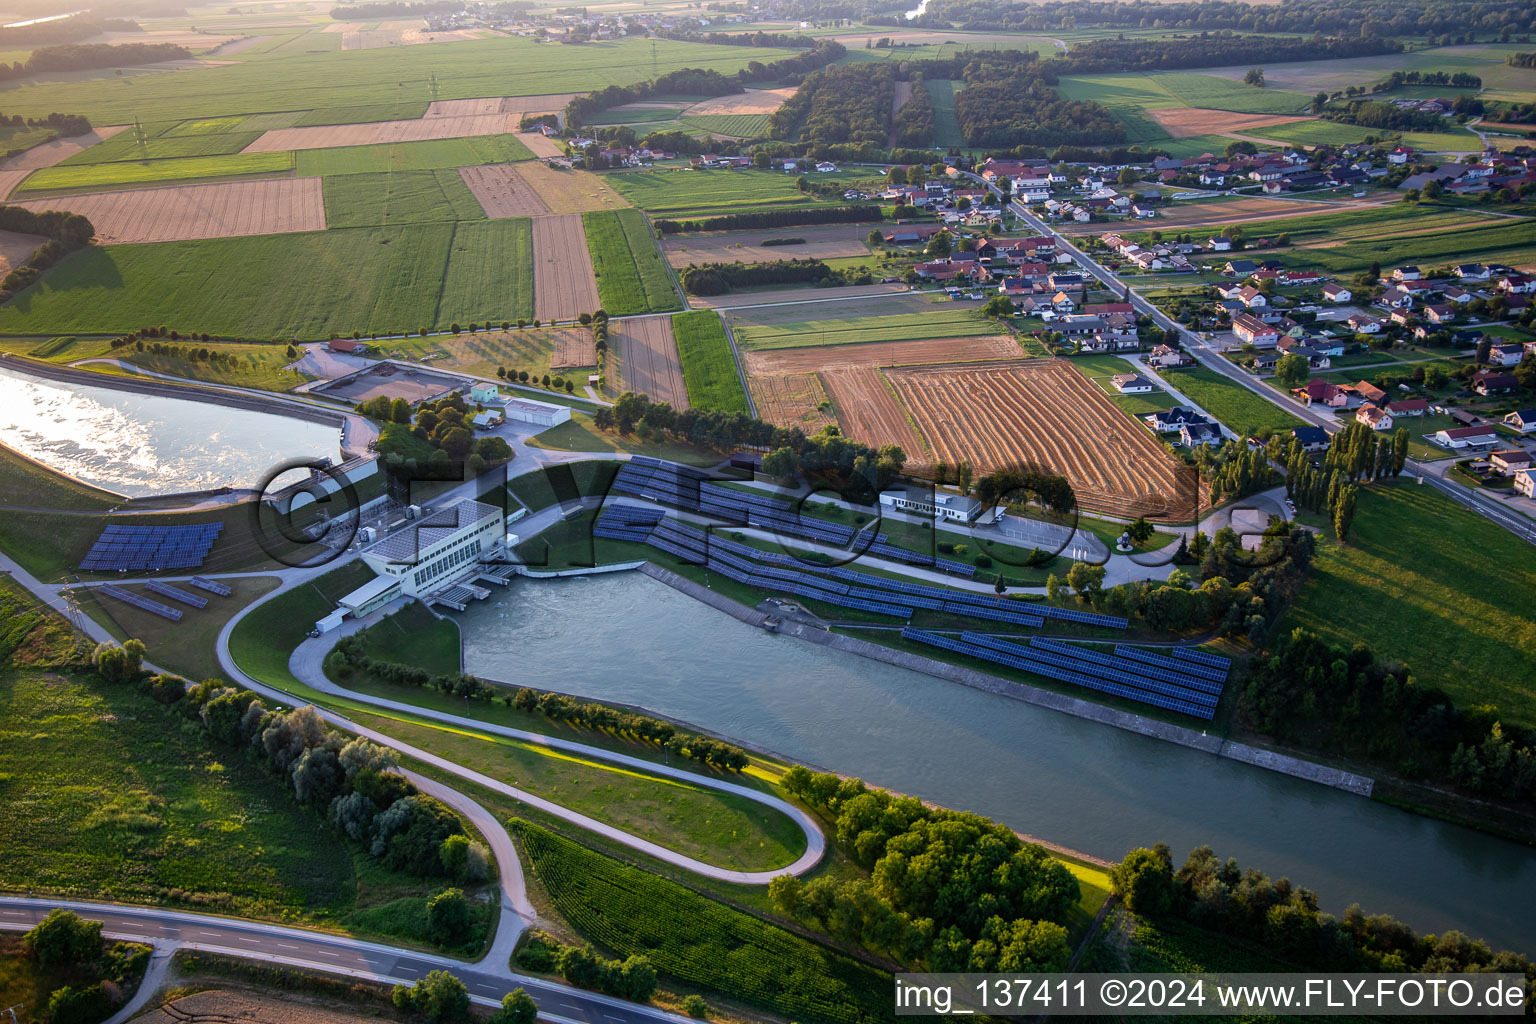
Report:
1148,407,1209,432
1504,408,1536,433
1322,283,1353,303
1356,404,1394,431
1515,468,1536,499
1346,380,1387,405
1348,313,1384,334
1295,379,1348,407
1113,373,1156,394
1424,304,1456,324
1489,343,1525,367
1387,398,1429,417
1433,424,1499,449
1490,449,1533,475
1181,421,1223,447
1147,344,1188,368
1291,425,1331,452
1473,369,1519,396
1232,313,1280,347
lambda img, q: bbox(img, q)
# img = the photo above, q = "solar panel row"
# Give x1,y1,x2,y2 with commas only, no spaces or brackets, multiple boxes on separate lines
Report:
144,580,209,609
189,576,232,597
100,584,183,623
1114,645,1228,683
969,633,1217,709
1029,637,1224,697
1172,646,1232,671
81,523,224,572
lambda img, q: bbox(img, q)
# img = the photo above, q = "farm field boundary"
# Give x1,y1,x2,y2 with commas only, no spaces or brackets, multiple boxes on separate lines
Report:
583,209,682,317
12,178,326,244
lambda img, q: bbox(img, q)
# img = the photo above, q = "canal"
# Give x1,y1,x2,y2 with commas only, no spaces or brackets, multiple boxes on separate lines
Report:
460,570,1534,954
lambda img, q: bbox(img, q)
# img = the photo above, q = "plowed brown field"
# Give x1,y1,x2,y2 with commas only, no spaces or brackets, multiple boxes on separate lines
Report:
742,335,1020,375
550,326,598,369
12,178,326,243
532,213,601,322
883,358,1198,519
426,94,581,118
460,163,550,218
609,314,688,409
821,364,928,462
663,223,870,267
243,112,516,153
749,371,837,433
1147,107,1311,138
0,228,44,275
514,160,628,213
134,989,374,1024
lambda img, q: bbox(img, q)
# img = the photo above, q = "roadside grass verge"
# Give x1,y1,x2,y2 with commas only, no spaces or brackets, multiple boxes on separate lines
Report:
672,310,749,414
583,209,682,316
1281,482,1536,729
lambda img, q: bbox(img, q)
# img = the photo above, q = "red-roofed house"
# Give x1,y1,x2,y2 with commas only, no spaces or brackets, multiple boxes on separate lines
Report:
1294,379,1347,407
1387,398,1429,417
1232,313,1280,347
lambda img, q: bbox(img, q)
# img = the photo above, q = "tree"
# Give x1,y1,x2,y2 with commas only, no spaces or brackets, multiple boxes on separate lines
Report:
956,461,973,495
1332,483,1358,542
1117,166,1140,186
867,227,883,247
1244,67,1265,87
1274,351,1310,388
1391,427,1408,476
1065,561,1105,601
762,446,798,480
92,638,145,684
490,989,539,1024
682,994,710,1019
427,888,472,945
1110,845,1176,914
394,970,471,1021
1310,90,1328,113
1127,517,1154,544
924,230,952,258
23,909,101,968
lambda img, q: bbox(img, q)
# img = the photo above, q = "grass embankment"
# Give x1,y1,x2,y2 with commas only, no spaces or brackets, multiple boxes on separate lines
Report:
506,460,624,514
583,209,681,316
513,820,891,1024
0,443,119,511
226,560,376,693
524,412,724,467
1154,364,1305,436
118,343,316,391
671,310,749,414
0,221,536,338
1281,482,1536,729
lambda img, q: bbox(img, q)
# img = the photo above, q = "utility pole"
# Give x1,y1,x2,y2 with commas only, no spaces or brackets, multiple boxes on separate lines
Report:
5,1003,23,1024
60,581,89,648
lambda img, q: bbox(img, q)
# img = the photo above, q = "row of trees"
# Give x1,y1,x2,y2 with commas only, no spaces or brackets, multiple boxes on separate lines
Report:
393,971,539,1023
1050,32,1402,74
1197,438,1275,504
0,205,95,303
680,257,869,296
973,463,1077,515
0,13,137,48
1375,69,1482,90
654,205,881,235
363,392,514,476
1241,629,1536,809
773,767,1079,971
1276,422,1405,542
1113,841,1535,977
1324,98,1450,132
0,110,91,137
1,42,191,79
518,934,659,1002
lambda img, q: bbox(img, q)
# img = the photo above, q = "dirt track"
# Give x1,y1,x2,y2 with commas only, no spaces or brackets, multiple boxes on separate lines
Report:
460,163,551,218
609,314,689,409
820,364,928,462
663,223,871,268
884,359,1198,519
743,335,1020,375
12,178,326,244
532,214,601,322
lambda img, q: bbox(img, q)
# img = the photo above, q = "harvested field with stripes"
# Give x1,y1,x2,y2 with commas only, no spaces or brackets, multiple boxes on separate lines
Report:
460,163,550,218
550,326,598,370
749,371,837,433
519,132,567,159
242,112,518,153
426,94,581,118
884,359,1199,520
532,214,601,322
741,334,1021,375
821,364,927,463
514,160,628,214
12,178,326,244
609,314,689,409
662,223,871,268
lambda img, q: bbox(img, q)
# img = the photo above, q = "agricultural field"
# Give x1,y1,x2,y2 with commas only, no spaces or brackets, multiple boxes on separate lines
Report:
532,214,602,322
244,112,524,154
1058,71,1311,117
322,170,484,228
821,363,929,463
1257,214,1536,276
741,335,1024,375
1146,107,1310,139
0,228,44,273
886,359,1200,519
583,209,682,316
15,152,294,194
459,162,551,218
374,325,594,381
607,314,689,408
293,134,533,176
54,125,265,164
513,160,629,214
749,371,838,433
672,310,748,414
0,37,803,126
1154,365,1305,436
0,220,535,338
662,223,872,268
1283,483,1536,729
607,167,864,218
925,79,967,149
680,113,772,138
1200,44,1536,103
513,820,891,1024
729,305,995,350
17,178,328,243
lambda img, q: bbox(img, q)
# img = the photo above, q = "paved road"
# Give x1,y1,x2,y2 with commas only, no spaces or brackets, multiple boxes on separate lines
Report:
0,898,696,1024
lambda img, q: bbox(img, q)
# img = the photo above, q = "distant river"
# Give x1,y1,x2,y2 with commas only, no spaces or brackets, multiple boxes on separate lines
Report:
0,365,340,499
461,571,1536,954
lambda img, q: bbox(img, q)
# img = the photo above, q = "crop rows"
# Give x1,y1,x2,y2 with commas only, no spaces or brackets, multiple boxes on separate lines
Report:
672,310,749,414
583,209,682,316
512,821,890,1024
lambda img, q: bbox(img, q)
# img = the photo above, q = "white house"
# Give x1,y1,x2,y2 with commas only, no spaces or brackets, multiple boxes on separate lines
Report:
1356,404,1394,431
1322,284,1353,303
880,485,983,523
1112,373,1156,394
1514,468,1536,499
1503,409,1536,434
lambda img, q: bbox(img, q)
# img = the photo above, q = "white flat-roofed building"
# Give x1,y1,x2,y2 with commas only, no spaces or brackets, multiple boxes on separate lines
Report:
880,484,983,523
362,498,505,598
503,396,571,428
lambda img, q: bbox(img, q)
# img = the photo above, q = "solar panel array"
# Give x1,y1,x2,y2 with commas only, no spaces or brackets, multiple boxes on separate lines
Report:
1029,637,1223,696
901,627,1215,719
1114,645,1229,684
611,461,977,577
80,523,224,572
100,584,183,622
1172,647,1231,671
189,576,231,597
592,507,1129,632
144,580,209,609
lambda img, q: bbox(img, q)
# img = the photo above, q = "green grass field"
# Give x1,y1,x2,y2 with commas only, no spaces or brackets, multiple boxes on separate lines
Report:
672,310,749,414
323,169,487,228
1263,216,1536,276
607,167,862,217
926,79,967,149
0,444,117,512
56,126,265,164
1282,483,1536,728
582,107,683,126
583,209,682,316
16,152,294,193
0,220,534,338
679,112,771,138
0,38,799,126
295,101,431,127
164,115,251,136
731,307,994,350
1154,365,1304,436
512,820,891,1024
294,134,533,176
1251,119,1378,146
121,343,317,391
